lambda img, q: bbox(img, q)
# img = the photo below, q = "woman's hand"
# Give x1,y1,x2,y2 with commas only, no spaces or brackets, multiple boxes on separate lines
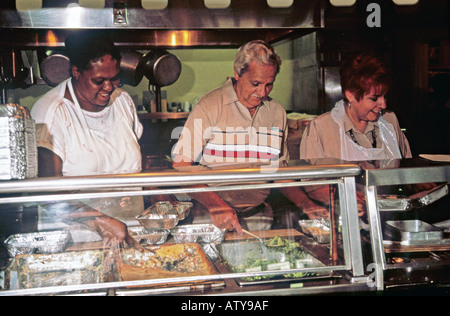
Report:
95,216,142,250
81,215,142,250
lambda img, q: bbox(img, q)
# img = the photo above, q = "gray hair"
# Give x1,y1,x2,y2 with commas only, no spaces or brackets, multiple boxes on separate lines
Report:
234,40,281,77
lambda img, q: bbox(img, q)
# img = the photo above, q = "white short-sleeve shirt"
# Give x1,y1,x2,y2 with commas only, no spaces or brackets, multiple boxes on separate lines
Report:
31,78,143,176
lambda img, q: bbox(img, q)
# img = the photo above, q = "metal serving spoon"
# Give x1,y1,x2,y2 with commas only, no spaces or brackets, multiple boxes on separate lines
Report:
242,229,268,258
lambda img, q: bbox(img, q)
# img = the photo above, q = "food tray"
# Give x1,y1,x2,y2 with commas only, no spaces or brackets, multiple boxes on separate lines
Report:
135,201,193,230
170,224,226,244
4,230,71,257
384,220,444,241
128,226,170,245
377,184,449,212
213,239,329,286
5,250,109,290
377,195,413,211
117,243,220,281
143,201,193,220
135,213,179,230
298,219,330,243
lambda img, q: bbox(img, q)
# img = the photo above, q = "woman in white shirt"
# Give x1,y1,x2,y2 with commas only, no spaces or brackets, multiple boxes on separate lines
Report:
31,32,143,248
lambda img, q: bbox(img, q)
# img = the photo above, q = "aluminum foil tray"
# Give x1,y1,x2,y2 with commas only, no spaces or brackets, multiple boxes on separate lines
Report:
0,103,37,180
144,201,193,220
5,250,108,290
4,230,71,257
135,213,179,230
377,184,449,212
128,226,170,245
171,224,226,244
384,220,444,241
298,219,330,243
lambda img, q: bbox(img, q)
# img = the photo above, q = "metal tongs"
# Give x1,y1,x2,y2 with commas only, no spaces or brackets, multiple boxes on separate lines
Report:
242,229,268,258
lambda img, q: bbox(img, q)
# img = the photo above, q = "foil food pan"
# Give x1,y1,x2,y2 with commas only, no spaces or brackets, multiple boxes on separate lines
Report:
0,104,37,180
6,250,108,290
170,224,226,244
298,219,330,243
128,226,170,245
144,201,193,220
377,184,449,212
135,213,179,230
4,230,71,257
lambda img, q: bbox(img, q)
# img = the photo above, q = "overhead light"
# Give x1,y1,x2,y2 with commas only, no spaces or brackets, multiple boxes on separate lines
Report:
204,0,231,9
392,0,419,5
329,0,357,6
330,0,419,6
79,0,105,9
66,3,83,28
142,0,168,10
15,0,42,11
267,0,293,8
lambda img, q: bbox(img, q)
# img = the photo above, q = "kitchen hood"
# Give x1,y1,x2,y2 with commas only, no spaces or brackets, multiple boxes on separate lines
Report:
0,0,325,48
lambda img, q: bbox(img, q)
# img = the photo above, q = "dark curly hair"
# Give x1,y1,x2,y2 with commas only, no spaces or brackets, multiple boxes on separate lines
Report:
340,52,392,102
64,31,121,72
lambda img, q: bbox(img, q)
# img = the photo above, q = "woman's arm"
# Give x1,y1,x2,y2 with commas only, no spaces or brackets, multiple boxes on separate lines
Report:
37,147,141,249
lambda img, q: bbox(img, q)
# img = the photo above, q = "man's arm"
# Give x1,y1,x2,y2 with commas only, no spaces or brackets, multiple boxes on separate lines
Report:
173,156,243,234
278,185,330,219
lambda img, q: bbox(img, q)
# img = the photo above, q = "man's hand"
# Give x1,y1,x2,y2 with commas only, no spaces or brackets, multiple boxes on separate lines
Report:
209,207,243,235
297,196,330,219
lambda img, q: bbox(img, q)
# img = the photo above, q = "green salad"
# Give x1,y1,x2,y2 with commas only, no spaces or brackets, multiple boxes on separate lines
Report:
232,236,317,281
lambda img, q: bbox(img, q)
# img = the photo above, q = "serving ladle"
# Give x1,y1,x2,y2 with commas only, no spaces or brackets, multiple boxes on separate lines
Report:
242,229,268,258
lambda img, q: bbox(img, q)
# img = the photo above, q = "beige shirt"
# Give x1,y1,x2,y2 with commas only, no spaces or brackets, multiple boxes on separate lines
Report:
172,78,289,208
300,102,412,160
173,78,289,168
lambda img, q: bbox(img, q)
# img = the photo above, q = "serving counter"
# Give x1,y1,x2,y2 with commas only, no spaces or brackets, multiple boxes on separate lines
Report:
0,161,375,296
357,158,450,292
0,159,449,296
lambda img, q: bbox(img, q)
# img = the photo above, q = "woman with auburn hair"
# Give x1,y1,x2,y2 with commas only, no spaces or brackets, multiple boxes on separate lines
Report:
300,52,411,161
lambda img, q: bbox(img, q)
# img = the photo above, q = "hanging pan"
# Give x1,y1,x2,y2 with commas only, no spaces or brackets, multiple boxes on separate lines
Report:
120,50,145,87
142,49,181,87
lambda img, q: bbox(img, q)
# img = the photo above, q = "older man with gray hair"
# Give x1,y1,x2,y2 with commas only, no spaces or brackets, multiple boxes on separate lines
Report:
172,40,326,234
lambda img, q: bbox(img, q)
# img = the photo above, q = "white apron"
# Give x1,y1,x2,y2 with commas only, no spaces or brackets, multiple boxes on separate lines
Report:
64,80,142,176
331,100,402,161
65,80,144,223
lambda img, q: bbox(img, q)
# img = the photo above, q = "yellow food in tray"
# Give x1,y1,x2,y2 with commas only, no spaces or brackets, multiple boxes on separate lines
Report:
117,243,217,281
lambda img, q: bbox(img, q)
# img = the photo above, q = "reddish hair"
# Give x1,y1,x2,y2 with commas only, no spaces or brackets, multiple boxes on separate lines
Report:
340,52,392,102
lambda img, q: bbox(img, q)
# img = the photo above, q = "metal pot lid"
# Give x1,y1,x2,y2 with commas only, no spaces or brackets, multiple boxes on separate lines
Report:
40,54,71,87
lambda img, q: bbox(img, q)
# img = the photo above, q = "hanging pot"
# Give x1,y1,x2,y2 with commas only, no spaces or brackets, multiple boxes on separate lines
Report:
39,53,71,87
142,49,181,87
120,50,145,87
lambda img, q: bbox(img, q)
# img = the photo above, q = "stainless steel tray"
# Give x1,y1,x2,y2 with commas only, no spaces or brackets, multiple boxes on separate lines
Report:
384,220,444,242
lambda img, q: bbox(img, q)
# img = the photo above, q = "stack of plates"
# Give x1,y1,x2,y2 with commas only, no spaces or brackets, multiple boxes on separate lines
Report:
0,104,37,180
